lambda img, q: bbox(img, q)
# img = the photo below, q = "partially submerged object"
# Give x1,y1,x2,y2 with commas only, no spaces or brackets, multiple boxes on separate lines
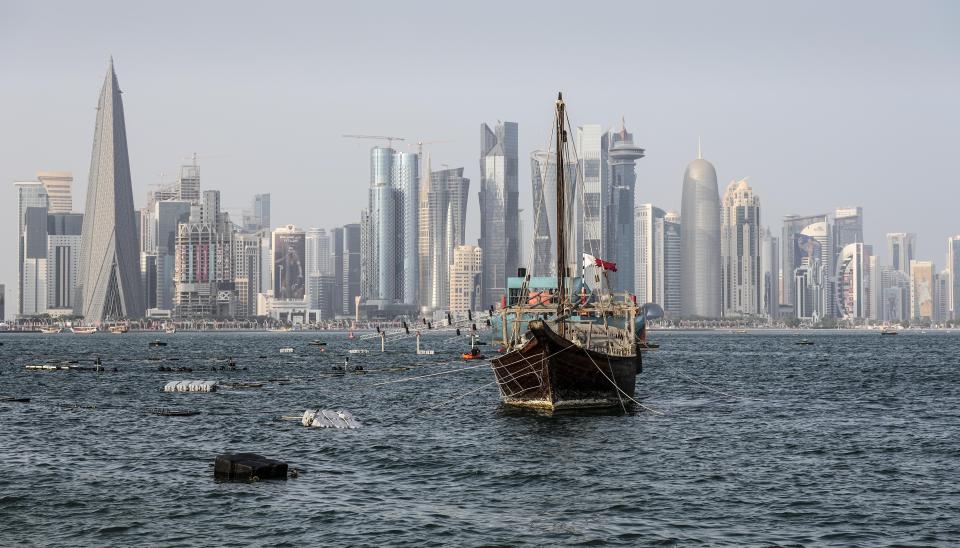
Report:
150,407,200,417
1,397,30,403
214,453,288,482
163,380,218,392
300,409,361,429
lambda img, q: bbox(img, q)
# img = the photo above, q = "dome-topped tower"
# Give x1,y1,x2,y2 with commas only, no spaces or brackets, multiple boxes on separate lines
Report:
680,140,721,318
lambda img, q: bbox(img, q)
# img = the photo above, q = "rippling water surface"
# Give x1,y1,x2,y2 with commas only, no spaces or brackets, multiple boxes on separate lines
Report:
1,330,959,546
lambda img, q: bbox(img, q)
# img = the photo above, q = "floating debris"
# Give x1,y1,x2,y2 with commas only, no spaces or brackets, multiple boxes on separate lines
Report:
221,382,265,389
348,349,368,355
300,409,361,429
25,364,70,371
279,347,295,354
150,407,200,417
214,453,288,482
163,380,218,393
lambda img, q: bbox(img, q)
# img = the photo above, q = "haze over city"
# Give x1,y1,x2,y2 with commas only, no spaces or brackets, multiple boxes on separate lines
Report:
3,0,958,312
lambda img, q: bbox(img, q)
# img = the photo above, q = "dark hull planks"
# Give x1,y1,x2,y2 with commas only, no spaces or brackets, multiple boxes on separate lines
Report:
490,320,639,410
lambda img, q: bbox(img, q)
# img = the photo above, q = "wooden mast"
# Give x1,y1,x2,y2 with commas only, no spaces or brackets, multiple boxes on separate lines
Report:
555,92,568,337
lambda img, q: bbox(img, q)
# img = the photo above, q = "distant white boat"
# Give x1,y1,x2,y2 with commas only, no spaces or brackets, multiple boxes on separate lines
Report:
39,326,62,334
279,347,295,353
71,326,97,335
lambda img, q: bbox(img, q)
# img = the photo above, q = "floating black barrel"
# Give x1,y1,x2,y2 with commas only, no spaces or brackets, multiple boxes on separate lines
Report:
214,453,287,482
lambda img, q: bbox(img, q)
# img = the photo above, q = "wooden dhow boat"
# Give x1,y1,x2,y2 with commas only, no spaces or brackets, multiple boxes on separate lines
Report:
490,93,656,411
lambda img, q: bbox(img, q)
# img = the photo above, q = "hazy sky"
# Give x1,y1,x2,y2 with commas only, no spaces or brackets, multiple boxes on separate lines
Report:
2,1,958,312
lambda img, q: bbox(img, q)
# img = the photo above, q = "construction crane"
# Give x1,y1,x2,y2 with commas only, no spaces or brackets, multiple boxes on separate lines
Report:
342,134,406,149
408,139,454,158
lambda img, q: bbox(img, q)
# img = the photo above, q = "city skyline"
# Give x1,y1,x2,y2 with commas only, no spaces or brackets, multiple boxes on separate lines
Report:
2,2,959,316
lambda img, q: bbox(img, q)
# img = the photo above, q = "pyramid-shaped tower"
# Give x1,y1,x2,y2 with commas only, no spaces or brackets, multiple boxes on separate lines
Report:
75,59,144,320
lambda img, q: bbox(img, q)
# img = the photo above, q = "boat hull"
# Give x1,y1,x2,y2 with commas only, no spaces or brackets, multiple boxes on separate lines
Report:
490,320,639,411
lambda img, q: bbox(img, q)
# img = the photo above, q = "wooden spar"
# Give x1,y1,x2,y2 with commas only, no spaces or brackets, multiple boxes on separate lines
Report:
555,92,568,337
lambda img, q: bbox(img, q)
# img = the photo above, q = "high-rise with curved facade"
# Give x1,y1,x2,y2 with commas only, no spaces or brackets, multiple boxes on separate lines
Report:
75,59,144,320
680,146,720,318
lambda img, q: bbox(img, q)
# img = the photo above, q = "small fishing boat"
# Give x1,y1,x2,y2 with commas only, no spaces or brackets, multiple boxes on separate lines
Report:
308,340,327,346
279,347,295,353
795,339,814,346
462,347,485,360
149,340,168,347
108,325,128,334
880,328,898,336
348,349,368,355
71,326,97,334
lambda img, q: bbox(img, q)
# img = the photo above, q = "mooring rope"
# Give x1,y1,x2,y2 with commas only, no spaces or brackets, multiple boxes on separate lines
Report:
662,365,760,401
369,364,488,387
583,351,664,415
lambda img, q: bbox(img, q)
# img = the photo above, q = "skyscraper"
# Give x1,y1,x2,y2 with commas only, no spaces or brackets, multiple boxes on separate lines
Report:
577,124,607,274
173,191,233,318
15,181,48,316
420,164,469,311
634,204,666,305
342,223,362,317
46,213,84,312
361,147,419,310
606,121,645,293
910,260,935,321
887,233,917,274
530,150,577,278
75,60,144,320
834,207,863,255
836,243,872,321
232,232,262,319
760,227,780,319
449,245,483,313
680,143,721,318
721,178,761,317
37,171,73,213
935,269,950,323
177,160,201,204
947,235,960,320
305,228,331,312
663,211,682,317
782,213,831,319
478,121,519,308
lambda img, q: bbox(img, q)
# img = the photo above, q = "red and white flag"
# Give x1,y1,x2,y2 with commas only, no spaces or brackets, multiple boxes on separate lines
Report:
582,253,617,272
